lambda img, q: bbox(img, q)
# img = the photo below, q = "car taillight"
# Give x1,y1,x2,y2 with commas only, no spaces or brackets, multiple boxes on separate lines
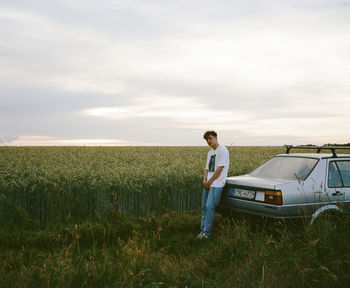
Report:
264,190,283,205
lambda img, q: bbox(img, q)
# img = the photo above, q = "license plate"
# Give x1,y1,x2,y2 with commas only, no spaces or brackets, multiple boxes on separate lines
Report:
234,188,255,199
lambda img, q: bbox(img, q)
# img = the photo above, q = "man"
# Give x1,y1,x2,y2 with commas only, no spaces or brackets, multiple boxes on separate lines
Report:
198,131,229,239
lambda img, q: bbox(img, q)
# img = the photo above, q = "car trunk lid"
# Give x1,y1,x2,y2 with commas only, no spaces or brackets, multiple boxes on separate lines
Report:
226,175,296,190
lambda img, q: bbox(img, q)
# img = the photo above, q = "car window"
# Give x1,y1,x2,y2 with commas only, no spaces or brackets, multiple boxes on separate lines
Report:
328,162,343,188
250,156,318,181
328,161,350,188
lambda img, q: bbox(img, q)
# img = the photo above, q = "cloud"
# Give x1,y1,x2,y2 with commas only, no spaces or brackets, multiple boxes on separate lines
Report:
82,97,252,130
1,1,350,145
4,135,153,146
0,134,18,144
2,1,349,96
81,92,350,140
1,1,349,107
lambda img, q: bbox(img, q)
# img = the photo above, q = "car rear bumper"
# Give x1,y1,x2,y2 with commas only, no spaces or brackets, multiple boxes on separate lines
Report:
217,196,313,219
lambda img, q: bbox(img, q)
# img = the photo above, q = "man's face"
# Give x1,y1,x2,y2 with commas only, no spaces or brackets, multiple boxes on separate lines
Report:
206,135,218,148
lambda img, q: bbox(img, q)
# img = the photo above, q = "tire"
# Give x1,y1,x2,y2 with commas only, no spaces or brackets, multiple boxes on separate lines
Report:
310,211,341,232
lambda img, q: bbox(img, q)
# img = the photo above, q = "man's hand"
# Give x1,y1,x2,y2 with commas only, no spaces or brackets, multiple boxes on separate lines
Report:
203,166,224,190
203,180,211,190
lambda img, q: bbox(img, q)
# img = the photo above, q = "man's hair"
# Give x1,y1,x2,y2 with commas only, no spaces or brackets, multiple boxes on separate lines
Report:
203,130,217,140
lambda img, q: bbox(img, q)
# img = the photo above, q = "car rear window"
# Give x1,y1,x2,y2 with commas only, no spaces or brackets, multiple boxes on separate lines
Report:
250,156,318,181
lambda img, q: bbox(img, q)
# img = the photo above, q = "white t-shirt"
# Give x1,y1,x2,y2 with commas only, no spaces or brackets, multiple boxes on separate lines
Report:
205,144,229,188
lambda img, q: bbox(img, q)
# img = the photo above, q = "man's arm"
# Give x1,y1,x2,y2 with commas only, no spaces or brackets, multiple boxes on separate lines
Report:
203,166,224,189
203,169,208,183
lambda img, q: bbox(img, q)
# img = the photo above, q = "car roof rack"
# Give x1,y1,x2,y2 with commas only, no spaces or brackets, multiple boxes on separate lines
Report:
285,145,350,158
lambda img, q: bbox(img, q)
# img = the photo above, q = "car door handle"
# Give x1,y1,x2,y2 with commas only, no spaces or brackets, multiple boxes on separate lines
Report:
332,191,344,196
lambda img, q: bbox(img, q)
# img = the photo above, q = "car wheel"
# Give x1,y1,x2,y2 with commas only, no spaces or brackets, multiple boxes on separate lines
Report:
310,211,341,232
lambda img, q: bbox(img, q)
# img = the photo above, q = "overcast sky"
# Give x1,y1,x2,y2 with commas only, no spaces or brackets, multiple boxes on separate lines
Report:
1,0,350,146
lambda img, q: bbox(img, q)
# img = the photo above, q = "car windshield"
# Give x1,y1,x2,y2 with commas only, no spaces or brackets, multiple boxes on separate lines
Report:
250,156,318,181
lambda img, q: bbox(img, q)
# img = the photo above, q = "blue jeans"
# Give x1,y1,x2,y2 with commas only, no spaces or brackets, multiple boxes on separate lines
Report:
201,186,223,237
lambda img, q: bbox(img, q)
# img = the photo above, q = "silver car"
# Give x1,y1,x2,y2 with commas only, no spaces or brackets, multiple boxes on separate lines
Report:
217,146,350,224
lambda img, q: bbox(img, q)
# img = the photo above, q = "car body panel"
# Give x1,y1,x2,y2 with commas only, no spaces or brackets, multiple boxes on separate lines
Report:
226,175,295,190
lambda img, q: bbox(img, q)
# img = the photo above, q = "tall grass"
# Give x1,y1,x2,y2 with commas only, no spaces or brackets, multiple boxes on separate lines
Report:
1,146,350,287
0,209,349,287
0,146,283,226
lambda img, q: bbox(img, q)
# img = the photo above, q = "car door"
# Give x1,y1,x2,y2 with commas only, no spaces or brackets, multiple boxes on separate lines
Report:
326,159,350,213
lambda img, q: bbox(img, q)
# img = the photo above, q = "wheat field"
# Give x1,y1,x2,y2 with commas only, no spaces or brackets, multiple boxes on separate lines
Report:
0,146,283,225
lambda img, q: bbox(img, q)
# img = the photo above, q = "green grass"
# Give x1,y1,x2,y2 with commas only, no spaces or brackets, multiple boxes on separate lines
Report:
1,208,350,287
1,146,350,287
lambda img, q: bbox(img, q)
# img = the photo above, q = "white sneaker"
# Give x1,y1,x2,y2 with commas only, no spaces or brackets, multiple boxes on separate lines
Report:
201,234,209,239
197,232,209,239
